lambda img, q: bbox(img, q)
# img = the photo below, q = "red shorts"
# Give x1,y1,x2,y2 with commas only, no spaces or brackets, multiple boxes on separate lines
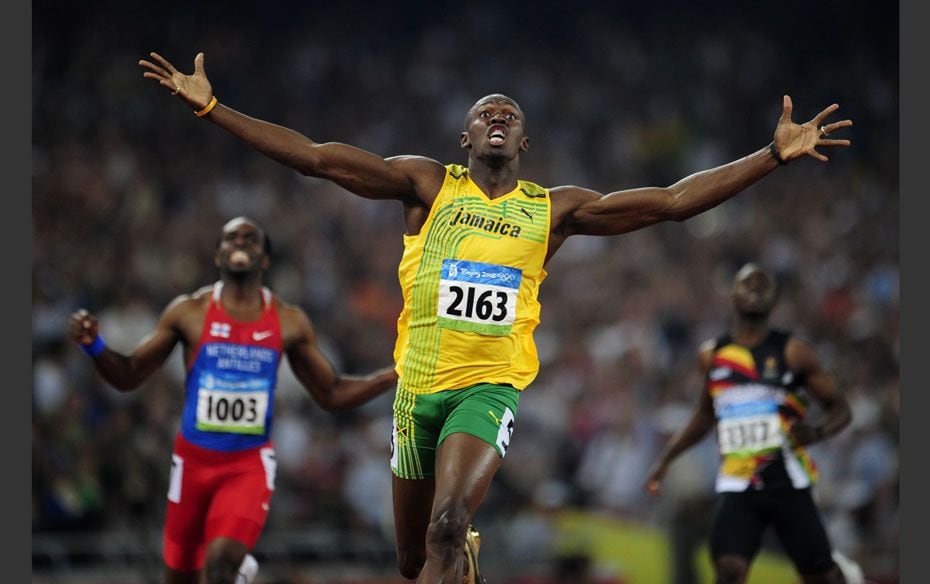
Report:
162,434,276,571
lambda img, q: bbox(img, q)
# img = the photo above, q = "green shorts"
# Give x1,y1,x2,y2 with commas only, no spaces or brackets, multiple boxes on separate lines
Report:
391,382,521,480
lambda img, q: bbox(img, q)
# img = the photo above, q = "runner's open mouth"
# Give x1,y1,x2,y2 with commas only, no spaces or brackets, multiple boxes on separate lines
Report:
230,250,251,264
488,125,507,146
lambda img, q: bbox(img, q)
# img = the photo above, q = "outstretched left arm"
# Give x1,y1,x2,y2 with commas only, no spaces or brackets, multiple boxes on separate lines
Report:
555,96,852,237
785,336,852,446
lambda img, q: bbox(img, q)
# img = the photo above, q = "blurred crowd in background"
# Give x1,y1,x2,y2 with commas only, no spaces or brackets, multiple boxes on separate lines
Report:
33,1,898,582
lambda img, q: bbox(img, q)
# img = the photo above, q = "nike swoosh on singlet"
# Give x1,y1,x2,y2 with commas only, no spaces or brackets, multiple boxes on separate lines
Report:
252,330,274,341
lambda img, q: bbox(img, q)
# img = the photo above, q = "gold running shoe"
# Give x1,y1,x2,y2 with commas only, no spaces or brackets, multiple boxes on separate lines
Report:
463,524,486,584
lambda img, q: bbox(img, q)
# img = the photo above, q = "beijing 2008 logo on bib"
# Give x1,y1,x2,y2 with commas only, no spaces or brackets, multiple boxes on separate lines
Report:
437,259,522,336
715,386,785,455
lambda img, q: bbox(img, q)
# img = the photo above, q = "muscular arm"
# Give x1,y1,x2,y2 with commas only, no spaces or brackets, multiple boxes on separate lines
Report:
282,307,397,411
554,147,778,237
68,298,188,392
554,96,852,238
645,344,717,495
785,336,852,445
208,105,444,202
139,52,445,204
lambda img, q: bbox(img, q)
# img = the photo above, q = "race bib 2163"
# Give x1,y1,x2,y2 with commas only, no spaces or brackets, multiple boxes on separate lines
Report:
437,259,522,336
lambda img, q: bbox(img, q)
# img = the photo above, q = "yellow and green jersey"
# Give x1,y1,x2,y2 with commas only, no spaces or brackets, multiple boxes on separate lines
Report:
394,164,550,394
708,329,819,492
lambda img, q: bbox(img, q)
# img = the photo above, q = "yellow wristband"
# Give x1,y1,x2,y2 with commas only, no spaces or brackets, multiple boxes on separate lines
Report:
195,96,218,117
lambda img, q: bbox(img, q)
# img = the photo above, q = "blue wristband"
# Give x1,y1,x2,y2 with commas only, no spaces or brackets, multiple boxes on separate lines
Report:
81,335,105,358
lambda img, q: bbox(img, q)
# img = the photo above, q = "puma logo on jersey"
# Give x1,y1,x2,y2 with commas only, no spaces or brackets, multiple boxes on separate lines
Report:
520,207,534,222
252,330,274,341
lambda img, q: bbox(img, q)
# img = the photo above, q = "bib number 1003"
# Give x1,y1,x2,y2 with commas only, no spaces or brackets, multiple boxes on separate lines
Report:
196,389,268,434
446,285,508,321
203,394,259,423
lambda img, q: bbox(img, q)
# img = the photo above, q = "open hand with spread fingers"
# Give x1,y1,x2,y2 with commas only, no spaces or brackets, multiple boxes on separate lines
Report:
138,52,214,112
772,95,853,163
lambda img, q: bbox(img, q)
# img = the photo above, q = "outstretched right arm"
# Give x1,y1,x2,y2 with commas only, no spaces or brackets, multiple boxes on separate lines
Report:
139,52,445,204
67,297,187,392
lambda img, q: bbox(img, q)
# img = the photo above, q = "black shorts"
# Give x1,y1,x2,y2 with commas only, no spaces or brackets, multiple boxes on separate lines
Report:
709,488,836,575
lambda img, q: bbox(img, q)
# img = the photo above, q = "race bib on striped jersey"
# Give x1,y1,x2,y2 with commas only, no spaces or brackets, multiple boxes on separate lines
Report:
437,259,522,336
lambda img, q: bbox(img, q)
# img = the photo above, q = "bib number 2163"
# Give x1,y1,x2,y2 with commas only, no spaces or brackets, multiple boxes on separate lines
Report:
437,259,522,336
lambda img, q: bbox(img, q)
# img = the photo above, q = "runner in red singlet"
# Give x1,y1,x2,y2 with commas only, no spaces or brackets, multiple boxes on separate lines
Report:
68,217,398,584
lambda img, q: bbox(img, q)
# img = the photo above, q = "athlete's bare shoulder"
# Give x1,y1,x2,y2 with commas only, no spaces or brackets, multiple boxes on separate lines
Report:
698,338,718,353
549,185,602,203
169,285,213,313
161,288,203,312
697,338,718,371
386,154,445,172
158,286,213,336
270,295,302,317
270,296,314,346
385,155,448,205
548,185,603,231
784,334,820,374
189,284,215,301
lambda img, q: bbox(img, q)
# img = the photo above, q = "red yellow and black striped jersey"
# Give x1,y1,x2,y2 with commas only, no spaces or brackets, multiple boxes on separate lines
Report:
707,329,818,492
